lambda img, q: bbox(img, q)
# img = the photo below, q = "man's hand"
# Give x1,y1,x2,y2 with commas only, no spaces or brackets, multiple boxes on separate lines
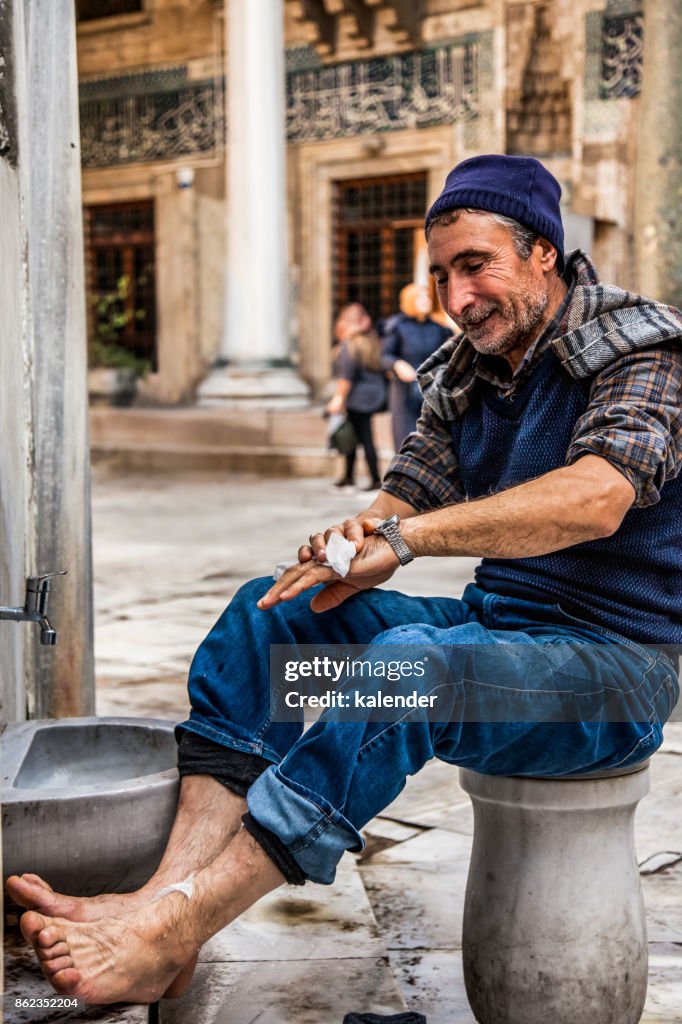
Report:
298,515,372,567
257,520,399,613
258,493,417,612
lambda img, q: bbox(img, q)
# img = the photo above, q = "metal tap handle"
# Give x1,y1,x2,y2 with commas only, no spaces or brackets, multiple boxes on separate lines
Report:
25,571,67,615
26,570,68,589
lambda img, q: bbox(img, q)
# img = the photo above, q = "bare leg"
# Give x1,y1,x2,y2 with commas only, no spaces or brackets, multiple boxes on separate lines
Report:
20,828,286,1005
6,776,245,922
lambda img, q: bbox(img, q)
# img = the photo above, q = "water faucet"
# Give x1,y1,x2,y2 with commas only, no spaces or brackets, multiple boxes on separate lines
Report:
0,571,67,645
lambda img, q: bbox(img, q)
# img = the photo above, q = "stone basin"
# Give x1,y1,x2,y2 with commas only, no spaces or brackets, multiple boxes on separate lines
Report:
1,717,179,896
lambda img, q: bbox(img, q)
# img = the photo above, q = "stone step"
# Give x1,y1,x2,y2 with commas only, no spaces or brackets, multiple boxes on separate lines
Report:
89,406,395,476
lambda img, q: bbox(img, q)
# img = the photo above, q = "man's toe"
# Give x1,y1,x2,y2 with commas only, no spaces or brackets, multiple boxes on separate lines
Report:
37,940,70,962
23,873,53,891
43,955,75,976
20,910,48,943
49,967,81,994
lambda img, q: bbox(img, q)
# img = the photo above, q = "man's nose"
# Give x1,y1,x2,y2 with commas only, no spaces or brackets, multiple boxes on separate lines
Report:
447,280,475,320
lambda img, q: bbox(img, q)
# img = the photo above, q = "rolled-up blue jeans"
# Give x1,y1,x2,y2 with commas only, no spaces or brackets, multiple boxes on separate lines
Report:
178,577,678,884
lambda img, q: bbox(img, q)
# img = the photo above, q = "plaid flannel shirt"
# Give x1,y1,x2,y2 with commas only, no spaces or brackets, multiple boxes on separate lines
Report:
383,250,682,511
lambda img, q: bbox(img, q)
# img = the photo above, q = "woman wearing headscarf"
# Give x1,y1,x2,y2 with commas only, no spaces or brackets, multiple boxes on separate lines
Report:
381,283,452,450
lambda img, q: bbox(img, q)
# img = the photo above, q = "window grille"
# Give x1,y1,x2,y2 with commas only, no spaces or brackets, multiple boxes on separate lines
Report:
333,173,428,326
84,200,157,370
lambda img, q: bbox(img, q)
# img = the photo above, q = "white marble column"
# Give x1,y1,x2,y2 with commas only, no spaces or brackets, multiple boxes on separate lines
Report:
198,0,309,407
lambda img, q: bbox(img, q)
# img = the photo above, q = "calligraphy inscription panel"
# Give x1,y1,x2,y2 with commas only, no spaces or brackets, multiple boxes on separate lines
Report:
600,13,644,100
286,44,479,143
79,41,480,168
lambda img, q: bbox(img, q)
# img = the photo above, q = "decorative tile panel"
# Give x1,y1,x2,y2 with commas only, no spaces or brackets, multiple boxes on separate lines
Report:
600,13,644,99
80,68,225,168
80,65,191,101
286,42,478,143
583,8,642,138
79,40,479,168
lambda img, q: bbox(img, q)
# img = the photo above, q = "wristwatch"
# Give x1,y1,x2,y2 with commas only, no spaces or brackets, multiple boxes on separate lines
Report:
373,514,414,565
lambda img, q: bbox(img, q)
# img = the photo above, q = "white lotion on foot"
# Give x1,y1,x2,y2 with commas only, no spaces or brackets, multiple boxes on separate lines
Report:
153,875,195,901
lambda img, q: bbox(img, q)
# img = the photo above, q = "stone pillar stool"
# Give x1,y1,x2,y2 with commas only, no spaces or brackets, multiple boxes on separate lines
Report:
459,762,650,1024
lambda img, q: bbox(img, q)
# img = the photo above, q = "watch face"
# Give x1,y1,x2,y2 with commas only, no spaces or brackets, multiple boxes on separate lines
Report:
377,514,399,532
372,512,413,564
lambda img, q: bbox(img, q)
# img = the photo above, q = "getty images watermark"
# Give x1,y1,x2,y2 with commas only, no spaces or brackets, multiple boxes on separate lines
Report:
280,651,436,712
269,644,681,724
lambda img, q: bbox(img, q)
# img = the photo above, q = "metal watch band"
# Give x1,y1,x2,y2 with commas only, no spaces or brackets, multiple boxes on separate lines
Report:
373,514,414,566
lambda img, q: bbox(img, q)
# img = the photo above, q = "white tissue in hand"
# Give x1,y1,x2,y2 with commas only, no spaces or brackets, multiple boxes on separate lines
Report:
272,533,356,582
322,532,356,577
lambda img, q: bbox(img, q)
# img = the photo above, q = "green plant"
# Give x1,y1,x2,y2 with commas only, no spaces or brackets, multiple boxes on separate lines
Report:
88,275,151,377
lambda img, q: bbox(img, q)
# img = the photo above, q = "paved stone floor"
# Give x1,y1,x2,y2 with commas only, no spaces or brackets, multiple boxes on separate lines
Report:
5,468,682,1023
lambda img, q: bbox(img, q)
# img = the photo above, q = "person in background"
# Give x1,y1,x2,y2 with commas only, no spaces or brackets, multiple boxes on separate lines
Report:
328,303,386,492
381,283,452,449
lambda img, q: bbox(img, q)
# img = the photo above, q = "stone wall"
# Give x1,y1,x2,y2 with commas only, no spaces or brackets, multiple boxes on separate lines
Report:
1,0,94,723
0,0,36,722
76,0,220,80
25,0,95,718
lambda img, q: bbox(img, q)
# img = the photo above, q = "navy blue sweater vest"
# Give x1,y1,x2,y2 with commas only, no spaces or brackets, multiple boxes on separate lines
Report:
450,351,682,645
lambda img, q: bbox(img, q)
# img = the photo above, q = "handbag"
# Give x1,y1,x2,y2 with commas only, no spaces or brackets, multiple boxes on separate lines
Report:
327,414,359,454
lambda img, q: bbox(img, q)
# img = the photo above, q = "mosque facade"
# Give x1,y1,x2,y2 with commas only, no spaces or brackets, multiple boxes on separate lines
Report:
77,0,654,404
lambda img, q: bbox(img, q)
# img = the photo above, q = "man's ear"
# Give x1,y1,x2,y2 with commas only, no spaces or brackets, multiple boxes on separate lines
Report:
535,237,559,273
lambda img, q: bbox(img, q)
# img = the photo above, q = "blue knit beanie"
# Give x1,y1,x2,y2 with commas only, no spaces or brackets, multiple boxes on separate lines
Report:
425,154,565,270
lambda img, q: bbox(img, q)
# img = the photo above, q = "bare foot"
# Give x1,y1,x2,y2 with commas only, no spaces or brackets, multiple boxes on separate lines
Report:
6,874,152,923
18,828,285,1005
9,876,203,1001
20,903,199,1005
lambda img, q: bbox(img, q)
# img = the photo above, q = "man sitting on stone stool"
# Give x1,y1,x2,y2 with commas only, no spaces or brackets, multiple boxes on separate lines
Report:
7,154,681,1005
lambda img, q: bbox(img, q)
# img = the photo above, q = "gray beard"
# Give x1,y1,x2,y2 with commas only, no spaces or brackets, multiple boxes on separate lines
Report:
465,288,549,358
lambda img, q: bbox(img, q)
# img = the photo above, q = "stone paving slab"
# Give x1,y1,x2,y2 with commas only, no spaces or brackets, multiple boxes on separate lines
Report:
158,957,406,1024
365,826,471,869
407,802,474,836
660,727,682,755
641,943,682,1023
361,818,423,845
635,751,682,863
390,951,477,1024
641,861,682,943
95,620,201,671
95,676,189,720
360,830,472,952
379,760,469,830
199,857,384,964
